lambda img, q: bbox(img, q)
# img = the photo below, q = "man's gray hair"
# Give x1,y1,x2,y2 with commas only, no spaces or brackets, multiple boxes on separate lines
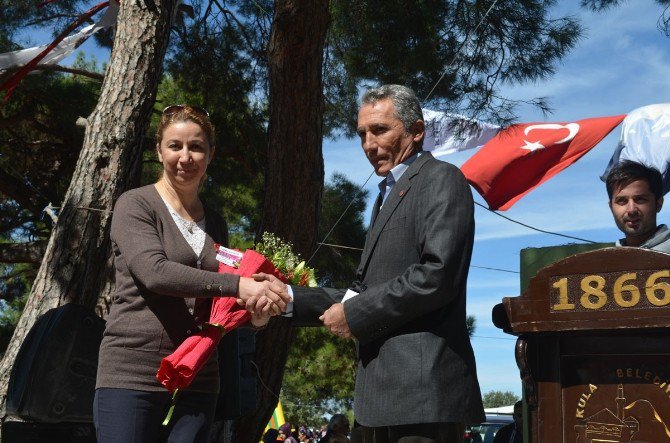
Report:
361,84,424,133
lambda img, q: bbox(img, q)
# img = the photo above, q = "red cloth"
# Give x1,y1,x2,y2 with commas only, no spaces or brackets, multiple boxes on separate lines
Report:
460,115,625,210
222,249,287,283
156,249,287,392
156,325,222,393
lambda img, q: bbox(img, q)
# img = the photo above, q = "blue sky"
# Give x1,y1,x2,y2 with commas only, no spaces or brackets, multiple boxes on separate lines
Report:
16,0,670,399
323,0,670,397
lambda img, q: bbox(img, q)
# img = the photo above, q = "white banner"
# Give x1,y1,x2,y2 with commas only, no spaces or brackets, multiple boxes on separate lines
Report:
0,1,119,73
602,103,670,194
422,108,500,158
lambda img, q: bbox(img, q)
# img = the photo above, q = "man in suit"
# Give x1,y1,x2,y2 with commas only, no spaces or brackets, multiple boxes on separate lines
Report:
254,84,484,442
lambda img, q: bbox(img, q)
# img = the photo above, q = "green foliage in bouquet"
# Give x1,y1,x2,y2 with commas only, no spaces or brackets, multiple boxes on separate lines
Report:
254,232,317,287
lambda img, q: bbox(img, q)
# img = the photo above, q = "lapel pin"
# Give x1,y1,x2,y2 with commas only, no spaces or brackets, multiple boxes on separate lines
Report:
399,190,406,197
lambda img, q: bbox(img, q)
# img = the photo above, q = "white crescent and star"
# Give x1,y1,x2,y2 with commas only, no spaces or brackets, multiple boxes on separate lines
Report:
520,123,580,152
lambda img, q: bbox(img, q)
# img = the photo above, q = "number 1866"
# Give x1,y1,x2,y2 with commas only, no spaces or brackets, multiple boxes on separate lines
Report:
552,271,670,311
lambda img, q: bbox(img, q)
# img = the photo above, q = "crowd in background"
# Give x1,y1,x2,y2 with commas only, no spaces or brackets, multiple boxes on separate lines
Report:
262,414,351,443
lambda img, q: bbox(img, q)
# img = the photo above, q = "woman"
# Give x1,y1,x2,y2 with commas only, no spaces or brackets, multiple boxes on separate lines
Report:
94,105,286,442
279,423,298,443
298,426,313,443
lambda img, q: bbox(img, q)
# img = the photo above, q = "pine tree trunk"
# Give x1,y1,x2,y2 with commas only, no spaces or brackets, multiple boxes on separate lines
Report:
0,0,179,424
228,0,330,440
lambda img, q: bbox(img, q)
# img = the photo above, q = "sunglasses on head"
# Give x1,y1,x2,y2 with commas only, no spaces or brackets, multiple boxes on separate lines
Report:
162,104,210,117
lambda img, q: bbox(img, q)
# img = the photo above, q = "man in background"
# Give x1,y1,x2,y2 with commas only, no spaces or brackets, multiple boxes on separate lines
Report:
492,401,522,443
606,160,670,252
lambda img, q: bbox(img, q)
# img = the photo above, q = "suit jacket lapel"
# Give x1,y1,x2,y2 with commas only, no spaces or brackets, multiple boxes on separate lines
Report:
358,152,434,278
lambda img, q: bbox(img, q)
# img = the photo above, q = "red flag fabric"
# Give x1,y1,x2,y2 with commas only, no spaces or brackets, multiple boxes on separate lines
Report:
461,115,626,210
156,249,288,392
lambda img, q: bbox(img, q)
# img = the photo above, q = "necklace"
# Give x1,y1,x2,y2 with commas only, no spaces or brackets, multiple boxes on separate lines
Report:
181,218,196,234
161,196,207,256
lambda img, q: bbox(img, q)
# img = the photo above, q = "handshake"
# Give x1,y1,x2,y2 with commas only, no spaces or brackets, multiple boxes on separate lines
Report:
236,273,352,338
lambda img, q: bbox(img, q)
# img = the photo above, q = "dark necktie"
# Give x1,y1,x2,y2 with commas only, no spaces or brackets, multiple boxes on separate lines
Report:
370,192,383,227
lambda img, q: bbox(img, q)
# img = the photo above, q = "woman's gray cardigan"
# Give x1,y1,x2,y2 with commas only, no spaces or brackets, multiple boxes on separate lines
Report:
96,184,239,393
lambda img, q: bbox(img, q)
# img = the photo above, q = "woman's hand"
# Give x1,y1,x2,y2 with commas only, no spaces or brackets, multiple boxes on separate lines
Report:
237,276,289,315
251,303,272,328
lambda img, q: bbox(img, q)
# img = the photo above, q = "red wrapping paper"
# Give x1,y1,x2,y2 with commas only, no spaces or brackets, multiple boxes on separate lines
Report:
156,249,287,392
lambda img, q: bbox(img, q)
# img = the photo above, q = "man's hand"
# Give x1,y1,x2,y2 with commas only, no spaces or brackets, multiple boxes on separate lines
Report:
319,303,352,339
251,272,284,286
237,276,289,316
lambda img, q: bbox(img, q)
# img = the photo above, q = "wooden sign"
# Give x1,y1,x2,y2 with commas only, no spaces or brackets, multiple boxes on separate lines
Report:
504,247,670,332
498,247,670,442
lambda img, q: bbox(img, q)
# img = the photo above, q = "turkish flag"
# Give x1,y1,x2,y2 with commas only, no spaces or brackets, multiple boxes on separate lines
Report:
461,115,626,210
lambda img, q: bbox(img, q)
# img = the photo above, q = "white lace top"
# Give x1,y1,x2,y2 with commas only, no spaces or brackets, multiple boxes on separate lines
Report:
161,198,207,257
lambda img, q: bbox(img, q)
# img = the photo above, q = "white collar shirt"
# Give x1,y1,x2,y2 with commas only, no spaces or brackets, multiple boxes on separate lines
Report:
378,151,421,208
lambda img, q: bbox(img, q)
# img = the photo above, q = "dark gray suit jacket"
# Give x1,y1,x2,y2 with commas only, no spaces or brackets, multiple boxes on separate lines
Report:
292,152,485,426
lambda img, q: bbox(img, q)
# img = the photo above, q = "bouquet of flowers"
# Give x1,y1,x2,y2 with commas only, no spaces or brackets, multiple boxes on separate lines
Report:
254,232,317,287
156,232,316,395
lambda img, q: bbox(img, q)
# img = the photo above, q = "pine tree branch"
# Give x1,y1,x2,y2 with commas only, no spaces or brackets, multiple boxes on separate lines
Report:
0,241,47,264
0,166,49,216
30,64,104,81
212,0,266,58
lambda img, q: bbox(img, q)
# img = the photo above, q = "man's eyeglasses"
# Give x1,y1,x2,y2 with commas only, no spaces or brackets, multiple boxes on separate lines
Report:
162,104,210,118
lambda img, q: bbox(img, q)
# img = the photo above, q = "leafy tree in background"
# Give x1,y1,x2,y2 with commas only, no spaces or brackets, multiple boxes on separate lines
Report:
326,0,583,129
0,0,589,439
282,326,355,423
0,65,100,248
0,60,101,324
0,3,109,315
312,173,369,288
0,263,30,357
467,314,476,338
482,390,520,409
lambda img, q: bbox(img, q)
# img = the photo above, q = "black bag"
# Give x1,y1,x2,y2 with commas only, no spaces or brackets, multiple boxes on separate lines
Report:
6,303,105,423
1,421,96,443
216,327,257,418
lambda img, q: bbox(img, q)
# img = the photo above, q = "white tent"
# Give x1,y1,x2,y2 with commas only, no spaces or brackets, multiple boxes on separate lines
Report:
484,405,515,414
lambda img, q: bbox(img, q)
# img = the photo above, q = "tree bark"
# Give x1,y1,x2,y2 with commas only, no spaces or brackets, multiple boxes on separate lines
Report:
228,0,330,441
0,0,179,424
